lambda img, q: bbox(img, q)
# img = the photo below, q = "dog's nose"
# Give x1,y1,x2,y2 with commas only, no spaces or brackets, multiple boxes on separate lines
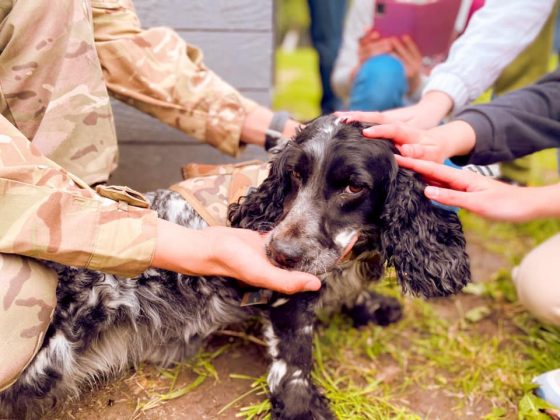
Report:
268,240,302,269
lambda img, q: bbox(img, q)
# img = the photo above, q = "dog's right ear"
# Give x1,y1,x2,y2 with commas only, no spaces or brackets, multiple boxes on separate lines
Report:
227,144,292,232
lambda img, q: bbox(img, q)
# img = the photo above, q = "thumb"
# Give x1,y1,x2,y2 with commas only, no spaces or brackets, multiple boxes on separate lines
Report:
268,268,322,294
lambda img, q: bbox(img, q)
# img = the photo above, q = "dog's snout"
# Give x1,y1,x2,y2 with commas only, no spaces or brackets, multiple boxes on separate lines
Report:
268,240,302,269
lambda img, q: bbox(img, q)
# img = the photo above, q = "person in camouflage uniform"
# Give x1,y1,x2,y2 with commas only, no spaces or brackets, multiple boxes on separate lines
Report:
0,0,319,391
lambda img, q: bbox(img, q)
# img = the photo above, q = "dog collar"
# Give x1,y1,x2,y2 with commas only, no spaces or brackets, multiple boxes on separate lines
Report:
240,289,273,307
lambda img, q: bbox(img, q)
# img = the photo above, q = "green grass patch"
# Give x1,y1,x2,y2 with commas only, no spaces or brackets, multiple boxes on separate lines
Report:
273,47,322,121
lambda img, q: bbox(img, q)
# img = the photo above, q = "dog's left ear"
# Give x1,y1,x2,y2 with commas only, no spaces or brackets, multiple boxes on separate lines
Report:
228,144,292,231
380,167,470,298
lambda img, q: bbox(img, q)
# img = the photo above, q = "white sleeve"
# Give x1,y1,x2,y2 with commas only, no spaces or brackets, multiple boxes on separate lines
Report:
331,0,374,100
423,0,556,110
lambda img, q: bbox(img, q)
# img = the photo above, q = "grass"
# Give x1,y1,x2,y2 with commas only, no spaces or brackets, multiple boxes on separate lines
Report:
273,47,322,121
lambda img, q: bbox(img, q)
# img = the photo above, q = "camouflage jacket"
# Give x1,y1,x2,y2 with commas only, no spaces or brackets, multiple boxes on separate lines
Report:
0,0,257,276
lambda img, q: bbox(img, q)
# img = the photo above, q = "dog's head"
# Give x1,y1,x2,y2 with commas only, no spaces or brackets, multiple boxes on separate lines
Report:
229,115,470,298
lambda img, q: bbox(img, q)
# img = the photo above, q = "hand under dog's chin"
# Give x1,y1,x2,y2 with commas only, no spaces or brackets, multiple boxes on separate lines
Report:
265,242,351,276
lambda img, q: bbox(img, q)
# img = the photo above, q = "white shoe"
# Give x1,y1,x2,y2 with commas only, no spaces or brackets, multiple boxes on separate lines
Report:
533,369,560,408
463,163,501,178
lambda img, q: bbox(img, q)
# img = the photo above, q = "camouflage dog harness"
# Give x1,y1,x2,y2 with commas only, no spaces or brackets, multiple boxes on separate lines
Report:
170,160,270,227
170,160,274,307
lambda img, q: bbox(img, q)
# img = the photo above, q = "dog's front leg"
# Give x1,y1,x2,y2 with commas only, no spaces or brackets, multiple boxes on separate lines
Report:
264,293,335,420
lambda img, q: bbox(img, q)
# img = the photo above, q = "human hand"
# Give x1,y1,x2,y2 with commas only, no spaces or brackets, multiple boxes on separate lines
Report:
335,113,476,163
390,35,422,94
382,91,455,129
357,28,392,65
204,226,322,293
153,220,321,294
395,155,554,222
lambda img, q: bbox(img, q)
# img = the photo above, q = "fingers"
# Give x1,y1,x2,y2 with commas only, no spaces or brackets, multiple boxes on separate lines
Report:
400,143,428,159
391,37,414,67
424,185,473,209
401,35,422,61
369,39,392,56
362,123,416,145
359,28,380,45
395,155,480,191
266,269,322,294
335,111,390,124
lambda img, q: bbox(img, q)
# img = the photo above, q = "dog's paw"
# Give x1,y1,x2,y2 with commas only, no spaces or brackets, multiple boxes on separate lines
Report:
270,385,335,420
345,291,403,327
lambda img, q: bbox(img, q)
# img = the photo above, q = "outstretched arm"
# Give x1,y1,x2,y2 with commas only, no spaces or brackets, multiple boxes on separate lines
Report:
92,2,299,153
380,0,557,128
340,69,560,165
395,155,560,222
153,221,321,294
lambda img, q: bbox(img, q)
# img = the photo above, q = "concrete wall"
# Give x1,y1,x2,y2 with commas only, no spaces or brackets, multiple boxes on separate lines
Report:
109,0,273,191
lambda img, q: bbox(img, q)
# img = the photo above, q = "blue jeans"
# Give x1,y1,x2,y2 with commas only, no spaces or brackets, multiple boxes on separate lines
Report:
349,54,408,111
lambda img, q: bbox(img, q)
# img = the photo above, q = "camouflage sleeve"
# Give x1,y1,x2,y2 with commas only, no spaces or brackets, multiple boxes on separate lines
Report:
92,0,258,156
0,114,158,277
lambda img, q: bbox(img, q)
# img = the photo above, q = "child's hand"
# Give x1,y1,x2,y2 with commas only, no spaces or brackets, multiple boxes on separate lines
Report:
390,35,422,94
357,29,392,64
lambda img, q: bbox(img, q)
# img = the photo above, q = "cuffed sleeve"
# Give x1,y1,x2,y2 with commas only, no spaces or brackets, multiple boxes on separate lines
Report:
0,114,157,277
92,0,257,156
452,69,560,165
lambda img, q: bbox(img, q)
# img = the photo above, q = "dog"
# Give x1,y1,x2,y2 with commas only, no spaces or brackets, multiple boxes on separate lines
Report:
0,115,470,419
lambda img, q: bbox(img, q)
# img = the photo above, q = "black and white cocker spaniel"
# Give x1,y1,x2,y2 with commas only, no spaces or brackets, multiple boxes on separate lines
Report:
0,115,470,419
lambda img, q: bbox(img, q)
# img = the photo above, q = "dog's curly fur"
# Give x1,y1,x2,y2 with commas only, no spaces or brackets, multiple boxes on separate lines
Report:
0,115,470,419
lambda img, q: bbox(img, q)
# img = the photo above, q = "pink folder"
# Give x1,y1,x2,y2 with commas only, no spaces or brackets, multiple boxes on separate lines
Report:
374,0,462,57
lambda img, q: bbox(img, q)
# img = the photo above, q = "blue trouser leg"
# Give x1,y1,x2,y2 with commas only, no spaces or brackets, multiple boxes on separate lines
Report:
349,54,407,111
431,159,461,213
307,0,347,114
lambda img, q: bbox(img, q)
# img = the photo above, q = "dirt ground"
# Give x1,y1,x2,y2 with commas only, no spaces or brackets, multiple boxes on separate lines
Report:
51,237,510,420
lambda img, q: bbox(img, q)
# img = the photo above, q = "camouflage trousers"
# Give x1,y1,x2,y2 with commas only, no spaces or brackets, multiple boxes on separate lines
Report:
0,254,57,391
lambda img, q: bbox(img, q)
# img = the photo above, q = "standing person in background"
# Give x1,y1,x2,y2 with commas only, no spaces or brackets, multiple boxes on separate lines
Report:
333,0,556,122
307,0,347,114
381,0,557,129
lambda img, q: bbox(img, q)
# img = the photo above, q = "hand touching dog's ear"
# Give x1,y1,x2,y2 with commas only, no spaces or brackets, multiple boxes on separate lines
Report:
380,166,471,298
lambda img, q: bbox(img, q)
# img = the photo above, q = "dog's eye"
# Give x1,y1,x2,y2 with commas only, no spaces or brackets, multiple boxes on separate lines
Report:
344,184,364,194
292,171,302,182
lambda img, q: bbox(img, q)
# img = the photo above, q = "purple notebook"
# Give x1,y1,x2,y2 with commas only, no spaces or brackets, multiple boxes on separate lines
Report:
374,0,462,57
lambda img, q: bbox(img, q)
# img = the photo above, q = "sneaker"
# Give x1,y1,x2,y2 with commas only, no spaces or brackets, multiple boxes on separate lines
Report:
463,163,501,178
534,369,560,408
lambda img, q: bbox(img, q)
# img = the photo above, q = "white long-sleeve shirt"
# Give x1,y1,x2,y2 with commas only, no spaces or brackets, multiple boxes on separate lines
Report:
425,0,556,110
332,0,555,110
